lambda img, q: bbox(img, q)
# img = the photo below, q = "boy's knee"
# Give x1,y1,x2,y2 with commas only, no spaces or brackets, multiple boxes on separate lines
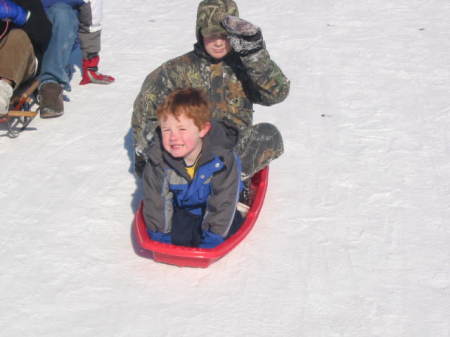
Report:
47,2,74,12
47,2,73,15
253,122,281,138
5,29,28,42
249,123,283,150
250,122,284,157
1,29,32,52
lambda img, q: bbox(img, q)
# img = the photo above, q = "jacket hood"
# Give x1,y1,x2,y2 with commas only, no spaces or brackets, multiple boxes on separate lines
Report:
201,119,240,158
195,0,239,43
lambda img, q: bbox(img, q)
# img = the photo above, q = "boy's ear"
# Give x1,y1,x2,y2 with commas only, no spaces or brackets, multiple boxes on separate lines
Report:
199,122,211,138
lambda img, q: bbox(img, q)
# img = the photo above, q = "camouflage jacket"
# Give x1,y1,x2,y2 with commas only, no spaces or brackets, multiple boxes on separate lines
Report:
132,42,290,154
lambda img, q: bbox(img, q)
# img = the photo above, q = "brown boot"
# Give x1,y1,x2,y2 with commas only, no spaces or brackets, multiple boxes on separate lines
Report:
38,82,64,119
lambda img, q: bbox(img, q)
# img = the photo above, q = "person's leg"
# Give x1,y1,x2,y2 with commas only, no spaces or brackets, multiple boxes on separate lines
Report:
236,123,284,180
66,44,82,82
38,3,79,118
0,29,36,115
0,79,13,116
38,3,79,91
77,1,114,85
0,29,36,87
78,0,101,59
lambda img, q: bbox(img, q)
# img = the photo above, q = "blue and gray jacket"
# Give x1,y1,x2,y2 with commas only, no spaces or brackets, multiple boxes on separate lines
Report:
142,120,242,245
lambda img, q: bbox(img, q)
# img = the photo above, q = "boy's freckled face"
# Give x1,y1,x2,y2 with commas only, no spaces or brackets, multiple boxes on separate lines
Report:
160,113,209,164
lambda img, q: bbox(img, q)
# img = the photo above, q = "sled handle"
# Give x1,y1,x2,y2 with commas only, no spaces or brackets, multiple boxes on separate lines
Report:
13,79,40,110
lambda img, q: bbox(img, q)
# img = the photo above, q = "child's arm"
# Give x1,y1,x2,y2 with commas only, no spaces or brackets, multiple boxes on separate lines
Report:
142,160,173,235
201,152,242,240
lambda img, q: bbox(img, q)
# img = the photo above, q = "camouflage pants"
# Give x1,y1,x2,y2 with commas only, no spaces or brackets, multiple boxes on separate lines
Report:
236,123,284,180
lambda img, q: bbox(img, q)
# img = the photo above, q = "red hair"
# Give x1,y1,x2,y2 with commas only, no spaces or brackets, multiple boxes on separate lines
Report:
157,88,211,129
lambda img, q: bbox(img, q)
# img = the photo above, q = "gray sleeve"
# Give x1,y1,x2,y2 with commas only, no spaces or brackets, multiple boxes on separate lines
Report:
142,163,173,233
202,152,241,237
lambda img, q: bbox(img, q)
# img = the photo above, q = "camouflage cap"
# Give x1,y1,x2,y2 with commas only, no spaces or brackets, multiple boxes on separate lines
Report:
196,0,239,38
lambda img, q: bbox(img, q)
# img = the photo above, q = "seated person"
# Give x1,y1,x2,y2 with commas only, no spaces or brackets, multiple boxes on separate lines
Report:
0,0,51,117
142,88,243,248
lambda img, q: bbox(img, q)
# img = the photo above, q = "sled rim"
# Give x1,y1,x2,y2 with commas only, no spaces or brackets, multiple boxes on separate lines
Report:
133,167,269,267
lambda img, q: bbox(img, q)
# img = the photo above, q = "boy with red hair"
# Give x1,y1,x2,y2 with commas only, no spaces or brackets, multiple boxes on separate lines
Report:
142,88,243,248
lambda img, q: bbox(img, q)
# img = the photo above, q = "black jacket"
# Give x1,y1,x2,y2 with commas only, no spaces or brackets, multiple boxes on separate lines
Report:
10,0,52,62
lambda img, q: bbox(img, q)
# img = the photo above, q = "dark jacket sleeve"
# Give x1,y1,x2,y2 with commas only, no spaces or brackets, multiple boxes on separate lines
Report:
132,53,194,154
240,47,290,106
132,61,177,154
13,0,52,62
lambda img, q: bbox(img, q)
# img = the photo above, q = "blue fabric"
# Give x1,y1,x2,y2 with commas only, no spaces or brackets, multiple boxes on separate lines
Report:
66,43,82,81
147,230,172,244
0,0,28,25
147,230,223,249
40,0,84,9
169,157,224,216
149,157,229,248
199,231,224,248
171,206,203,247
149,154,242,249
38,2,79,90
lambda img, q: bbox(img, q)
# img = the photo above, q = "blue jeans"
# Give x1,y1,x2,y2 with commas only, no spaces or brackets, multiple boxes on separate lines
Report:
39,3,80,91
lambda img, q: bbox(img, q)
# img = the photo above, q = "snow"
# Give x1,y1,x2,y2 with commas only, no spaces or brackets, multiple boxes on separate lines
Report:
1,0,449,336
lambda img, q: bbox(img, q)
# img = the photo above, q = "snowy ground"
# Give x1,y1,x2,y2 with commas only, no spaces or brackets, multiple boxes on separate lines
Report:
1,1,449,336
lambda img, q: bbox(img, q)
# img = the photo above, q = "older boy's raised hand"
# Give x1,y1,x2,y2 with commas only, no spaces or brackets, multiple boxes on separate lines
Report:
0,0,28,26
222,15,264,56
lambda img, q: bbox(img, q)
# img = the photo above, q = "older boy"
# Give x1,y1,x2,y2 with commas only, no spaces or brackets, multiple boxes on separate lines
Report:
142,88,242,248
133,0,290,180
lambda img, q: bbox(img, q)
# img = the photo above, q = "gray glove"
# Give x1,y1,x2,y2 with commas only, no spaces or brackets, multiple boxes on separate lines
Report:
222,15,264,56
134,122,159,177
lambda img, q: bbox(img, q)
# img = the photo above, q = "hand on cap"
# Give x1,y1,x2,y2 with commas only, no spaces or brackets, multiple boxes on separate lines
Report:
222,15,264,56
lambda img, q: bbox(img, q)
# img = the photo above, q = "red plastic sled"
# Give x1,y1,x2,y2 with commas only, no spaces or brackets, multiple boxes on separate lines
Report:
133,167,269,268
